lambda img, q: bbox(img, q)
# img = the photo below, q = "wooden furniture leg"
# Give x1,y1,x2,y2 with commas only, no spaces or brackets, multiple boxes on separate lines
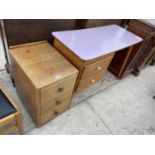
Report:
118,46,133,78
15,112,24,135
0,85,24,135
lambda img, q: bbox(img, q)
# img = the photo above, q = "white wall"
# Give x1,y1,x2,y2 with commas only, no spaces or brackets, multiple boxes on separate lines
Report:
0,29,6,70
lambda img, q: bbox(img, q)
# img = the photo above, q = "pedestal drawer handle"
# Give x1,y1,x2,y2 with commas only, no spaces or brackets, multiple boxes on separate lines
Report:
97,66,101,70
55,100,61,106
57,87,64,93
91,79,95,83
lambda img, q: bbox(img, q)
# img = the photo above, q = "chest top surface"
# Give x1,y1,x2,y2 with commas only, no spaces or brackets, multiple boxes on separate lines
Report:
9,41,78,89
52,25,143,61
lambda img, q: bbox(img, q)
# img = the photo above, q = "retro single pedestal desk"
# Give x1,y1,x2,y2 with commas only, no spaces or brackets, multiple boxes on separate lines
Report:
52,25,143,92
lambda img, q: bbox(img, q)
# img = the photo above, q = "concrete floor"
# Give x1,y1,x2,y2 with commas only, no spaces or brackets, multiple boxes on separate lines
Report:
0,65,155,135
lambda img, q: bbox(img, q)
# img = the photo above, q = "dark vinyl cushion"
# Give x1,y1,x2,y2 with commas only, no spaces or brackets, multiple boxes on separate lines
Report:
0,89,16,119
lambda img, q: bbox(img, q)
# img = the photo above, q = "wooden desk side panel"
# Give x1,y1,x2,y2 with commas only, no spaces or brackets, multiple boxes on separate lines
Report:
9,53,39,125
125,42,143,71
108,47,130,77
109,42,142,78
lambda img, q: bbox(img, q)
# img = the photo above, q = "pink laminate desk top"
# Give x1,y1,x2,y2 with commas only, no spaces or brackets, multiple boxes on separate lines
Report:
52,25,143,61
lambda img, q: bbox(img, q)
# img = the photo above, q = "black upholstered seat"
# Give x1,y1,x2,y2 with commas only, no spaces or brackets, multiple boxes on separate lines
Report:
0,89,16,119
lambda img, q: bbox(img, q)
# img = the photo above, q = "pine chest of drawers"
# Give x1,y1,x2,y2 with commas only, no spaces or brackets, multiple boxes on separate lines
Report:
9,41,78,127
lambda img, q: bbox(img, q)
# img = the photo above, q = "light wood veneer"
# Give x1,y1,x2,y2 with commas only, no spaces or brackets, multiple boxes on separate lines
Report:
9,41,78,127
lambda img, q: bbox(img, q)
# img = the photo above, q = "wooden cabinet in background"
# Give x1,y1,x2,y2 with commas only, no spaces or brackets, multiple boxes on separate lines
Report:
9,41,78,127
127,19,155,75
75,19,125,29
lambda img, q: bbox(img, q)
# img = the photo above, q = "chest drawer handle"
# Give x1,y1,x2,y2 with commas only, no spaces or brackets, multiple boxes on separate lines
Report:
91,79,95,83
57,87,64,93
55,100,61,105
97,66,101,70
54,110,59,115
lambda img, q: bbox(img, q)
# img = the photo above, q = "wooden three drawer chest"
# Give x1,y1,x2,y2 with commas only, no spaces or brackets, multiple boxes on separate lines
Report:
9,41,78,127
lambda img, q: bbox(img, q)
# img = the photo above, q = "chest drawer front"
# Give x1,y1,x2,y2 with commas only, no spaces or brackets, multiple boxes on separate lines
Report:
77,70,106,92
41,75,77,104
40,99,70,125
81,56,114,79
40,75,77,125
41,92,72,114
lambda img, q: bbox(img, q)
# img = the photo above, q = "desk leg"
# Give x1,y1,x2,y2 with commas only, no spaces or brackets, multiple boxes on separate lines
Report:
15,112,24,135
118,46,133,78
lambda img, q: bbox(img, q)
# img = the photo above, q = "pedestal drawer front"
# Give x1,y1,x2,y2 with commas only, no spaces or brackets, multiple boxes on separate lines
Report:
41,75,77,104
81,55,114,79
77,70,106,92
40,99,70,125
